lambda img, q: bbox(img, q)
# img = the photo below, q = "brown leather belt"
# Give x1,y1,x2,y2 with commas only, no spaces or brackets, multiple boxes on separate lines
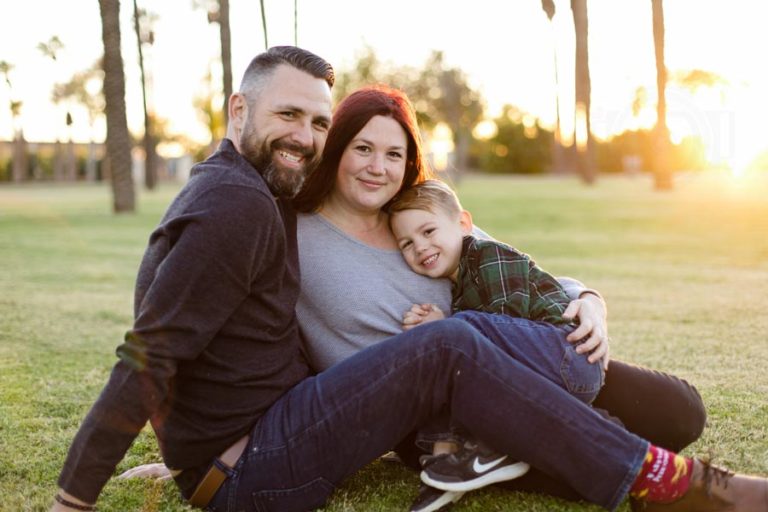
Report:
188,435,249,508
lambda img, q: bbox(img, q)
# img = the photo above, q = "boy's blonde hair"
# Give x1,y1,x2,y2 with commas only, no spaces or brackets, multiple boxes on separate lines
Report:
388,179,463,219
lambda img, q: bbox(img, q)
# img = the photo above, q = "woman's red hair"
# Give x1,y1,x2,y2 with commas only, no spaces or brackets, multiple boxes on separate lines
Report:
294,85,434,212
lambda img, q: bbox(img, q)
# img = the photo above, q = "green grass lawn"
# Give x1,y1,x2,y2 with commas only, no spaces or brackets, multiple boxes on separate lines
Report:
1,172,767,511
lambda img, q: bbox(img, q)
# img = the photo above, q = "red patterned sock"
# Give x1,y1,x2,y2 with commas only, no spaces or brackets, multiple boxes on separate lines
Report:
629,444,694,503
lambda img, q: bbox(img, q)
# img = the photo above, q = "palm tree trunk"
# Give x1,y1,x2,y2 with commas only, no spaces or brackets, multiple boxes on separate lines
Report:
65,138,76,181
542,0,565,174
259,0,268,49
219,0,232,125
571,0,596,184
53,140,64,181
12,130,27,182
99,0,136,212
86,139,97,181
551,40,565,174
652,0,672,190
133,0,158,190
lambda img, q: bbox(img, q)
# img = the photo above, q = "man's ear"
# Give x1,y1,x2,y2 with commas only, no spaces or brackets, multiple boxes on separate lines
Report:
229,93,247,132
459,209,473,235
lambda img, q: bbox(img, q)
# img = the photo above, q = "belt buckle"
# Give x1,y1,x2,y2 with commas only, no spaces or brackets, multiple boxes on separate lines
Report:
187,435,249,508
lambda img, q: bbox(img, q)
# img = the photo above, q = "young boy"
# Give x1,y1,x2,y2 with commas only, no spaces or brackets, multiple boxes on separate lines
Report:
388,179,605,502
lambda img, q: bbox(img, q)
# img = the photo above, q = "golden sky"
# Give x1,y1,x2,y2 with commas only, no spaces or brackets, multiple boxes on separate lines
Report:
2,0,767,169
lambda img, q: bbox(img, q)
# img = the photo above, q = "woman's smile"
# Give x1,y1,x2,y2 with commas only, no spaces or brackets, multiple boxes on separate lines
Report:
357,177,387,189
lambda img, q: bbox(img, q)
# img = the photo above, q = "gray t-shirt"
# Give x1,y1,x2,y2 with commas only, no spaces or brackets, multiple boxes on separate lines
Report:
297,213,452,371
296,213,589,372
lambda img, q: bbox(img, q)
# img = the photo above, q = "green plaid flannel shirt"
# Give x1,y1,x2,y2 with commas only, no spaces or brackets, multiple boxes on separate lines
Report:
452,236,573,326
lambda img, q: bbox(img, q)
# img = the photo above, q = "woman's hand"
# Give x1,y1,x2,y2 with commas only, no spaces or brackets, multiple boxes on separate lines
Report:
402,303,445,330
117,462,172,481
562,293,610,370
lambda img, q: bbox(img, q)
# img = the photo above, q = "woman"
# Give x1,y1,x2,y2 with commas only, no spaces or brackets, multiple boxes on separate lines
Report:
292,85,705,504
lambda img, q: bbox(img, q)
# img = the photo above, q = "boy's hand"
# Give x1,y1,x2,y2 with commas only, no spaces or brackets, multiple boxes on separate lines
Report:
563,294,610,371
402,303,445,330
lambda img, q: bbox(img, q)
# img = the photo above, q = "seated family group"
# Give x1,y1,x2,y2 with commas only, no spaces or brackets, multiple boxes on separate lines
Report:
49,46,767,512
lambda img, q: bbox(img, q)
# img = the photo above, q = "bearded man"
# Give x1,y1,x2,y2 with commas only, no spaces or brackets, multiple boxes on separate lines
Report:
52,46,334,511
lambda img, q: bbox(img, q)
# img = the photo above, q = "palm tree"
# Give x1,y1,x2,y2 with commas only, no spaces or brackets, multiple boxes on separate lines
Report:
132,0,159,189
259,0,268,49
652,0,672,190
99,0,136,212
202,1,233,129
37,36,74,181
570,0,596,184
219,0,232,124
53,63,105,182
0,61,26,182
541,0,565,174
10,99,25,181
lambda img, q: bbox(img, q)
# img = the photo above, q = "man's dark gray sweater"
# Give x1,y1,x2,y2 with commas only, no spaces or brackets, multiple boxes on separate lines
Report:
58,139,310,502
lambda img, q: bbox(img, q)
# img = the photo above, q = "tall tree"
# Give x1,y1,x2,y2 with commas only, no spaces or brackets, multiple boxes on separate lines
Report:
541,0,565,174
422,52,484,177
570,0,596,183
202,0,232,129
0,61,26,182
99,0,136,212
259,0,269,49
193,67,226,151
218,0,232,124
53,63,105,182
330,45,385,103
37,36,75,181
652,0,672,189
132,0,159,189
332,47,483,177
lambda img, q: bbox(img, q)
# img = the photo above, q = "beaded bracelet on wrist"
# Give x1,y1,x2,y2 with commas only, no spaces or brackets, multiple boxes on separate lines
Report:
54,494,96,511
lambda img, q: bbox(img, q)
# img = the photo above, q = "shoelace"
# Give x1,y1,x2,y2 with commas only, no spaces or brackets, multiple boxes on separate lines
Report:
418,452,451,469
700,459,735,495
630,458,738,511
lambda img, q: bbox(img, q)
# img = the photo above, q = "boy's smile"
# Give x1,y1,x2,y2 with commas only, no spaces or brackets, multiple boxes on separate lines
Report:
391,207,471,282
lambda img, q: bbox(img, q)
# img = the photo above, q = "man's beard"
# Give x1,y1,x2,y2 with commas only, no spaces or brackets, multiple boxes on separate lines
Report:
239,122,320,198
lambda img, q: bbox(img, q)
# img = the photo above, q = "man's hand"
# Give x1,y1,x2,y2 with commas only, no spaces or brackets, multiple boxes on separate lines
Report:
562,293,610,370
118,462,173,481
50,490,95,511
402,303,445,331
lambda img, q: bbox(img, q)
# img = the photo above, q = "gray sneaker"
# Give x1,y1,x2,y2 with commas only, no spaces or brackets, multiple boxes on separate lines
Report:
410,484,465,512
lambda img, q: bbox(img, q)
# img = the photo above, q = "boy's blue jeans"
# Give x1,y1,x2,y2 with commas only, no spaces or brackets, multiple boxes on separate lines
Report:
203,318,645,512
416,311,605,450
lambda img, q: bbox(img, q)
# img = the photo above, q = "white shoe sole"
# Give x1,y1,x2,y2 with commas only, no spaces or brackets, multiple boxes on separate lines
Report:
410,490,466,512
420,461,531,492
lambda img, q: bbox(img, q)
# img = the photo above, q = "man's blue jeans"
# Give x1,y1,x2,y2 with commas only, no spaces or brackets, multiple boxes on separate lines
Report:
205,318,647,512
416,311,605,449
